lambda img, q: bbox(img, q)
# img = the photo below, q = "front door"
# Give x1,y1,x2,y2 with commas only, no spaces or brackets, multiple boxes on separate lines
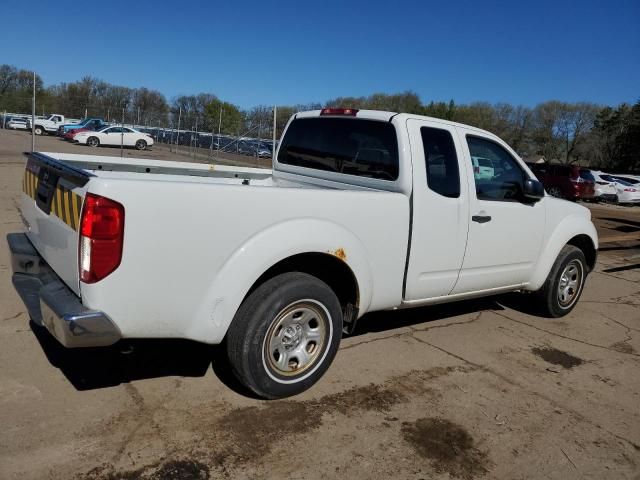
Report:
452,129,546,294
404,118,470,300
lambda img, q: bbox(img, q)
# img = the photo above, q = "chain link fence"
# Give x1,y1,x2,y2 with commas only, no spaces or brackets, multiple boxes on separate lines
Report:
0,98,287,166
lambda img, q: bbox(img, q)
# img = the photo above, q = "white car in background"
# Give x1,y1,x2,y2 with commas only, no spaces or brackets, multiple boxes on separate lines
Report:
74,126,154,150
600,174,640,204
471,156,495,180
612,174,640,186
589,170,617,202
7,118,28,130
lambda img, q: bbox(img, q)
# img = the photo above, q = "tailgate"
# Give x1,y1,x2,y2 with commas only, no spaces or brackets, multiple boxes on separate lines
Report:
20,153,91,296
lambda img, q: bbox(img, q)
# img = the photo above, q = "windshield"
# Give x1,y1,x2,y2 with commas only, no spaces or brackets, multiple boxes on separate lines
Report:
278,117,399,181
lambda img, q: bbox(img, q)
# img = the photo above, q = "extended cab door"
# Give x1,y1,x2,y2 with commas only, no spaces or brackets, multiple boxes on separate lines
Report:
451,128,545,294
404,118,470,300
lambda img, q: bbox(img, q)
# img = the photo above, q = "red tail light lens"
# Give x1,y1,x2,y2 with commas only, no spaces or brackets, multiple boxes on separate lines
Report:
320,108,358,116
79,193,125,283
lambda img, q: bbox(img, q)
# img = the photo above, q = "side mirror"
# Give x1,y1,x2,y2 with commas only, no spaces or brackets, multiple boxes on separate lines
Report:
523,178,545,202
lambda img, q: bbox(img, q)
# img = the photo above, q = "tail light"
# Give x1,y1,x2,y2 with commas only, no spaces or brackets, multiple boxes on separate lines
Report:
320,108,358,116
624,188,637,192
79,193,125,283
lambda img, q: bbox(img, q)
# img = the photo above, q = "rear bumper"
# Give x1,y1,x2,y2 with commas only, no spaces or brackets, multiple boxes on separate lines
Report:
7,232,121,348
596,193,617,202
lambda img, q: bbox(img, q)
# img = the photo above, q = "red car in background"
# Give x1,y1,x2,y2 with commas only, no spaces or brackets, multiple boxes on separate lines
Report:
63,120,109,141
63,128,89,140
527,163,595,201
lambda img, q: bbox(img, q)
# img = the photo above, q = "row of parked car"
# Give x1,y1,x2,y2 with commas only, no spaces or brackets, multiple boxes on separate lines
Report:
57,117,155,150
2,112,274,157
526,163,640,205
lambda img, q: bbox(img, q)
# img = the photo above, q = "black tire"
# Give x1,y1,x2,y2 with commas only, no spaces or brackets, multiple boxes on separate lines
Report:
135,139,147,150
536,245,587,318
34,126,44,135
226,272,343,399
87,136,100,147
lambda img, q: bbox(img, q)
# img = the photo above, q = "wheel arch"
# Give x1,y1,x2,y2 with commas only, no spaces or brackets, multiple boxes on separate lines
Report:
188,218,373,344
567,234,597,272
528,214,598,291
245,251,360,320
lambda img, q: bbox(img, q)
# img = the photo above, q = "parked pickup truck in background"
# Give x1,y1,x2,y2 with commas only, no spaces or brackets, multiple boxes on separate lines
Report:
57,117,105,136
8,108,598,398
26,114,78,135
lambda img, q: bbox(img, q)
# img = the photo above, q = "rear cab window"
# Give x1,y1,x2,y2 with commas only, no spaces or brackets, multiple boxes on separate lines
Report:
421,127,460,198
277,117,399,181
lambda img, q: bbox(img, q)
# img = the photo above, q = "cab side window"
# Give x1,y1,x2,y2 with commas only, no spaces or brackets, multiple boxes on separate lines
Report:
467,135,527,201
421,127,460,198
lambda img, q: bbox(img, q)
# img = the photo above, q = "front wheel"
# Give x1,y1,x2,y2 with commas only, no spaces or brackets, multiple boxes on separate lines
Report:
226,272,343,399
536,245,587,317
34,126,44,135
135,139,147,150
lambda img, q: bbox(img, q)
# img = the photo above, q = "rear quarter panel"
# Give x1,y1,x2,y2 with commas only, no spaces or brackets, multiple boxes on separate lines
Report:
80,179,410,343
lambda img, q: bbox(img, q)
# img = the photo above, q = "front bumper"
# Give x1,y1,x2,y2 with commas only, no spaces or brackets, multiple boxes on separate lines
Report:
7,233,121,348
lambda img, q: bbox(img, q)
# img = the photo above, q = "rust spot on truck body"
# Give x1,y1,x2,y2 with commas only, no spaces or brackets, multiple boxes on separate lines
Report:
332,248,347,261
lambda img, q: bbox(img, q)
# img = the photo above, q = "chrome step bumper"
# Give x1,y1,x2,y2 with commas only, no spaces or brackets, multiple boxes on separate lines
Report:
7,233,121,348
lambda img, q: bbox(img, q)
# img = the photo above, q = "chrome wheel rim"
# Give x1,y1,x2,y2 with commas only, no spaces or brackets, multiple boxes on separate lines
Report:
88,138,97,147
557,259,583,308
263,301,328,377
136,141,145,150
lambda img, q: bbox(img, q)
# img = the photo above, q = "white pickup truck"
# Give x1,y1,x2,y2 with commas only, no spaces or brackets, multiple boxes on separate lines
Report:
26,114,78,135
8,108,598,398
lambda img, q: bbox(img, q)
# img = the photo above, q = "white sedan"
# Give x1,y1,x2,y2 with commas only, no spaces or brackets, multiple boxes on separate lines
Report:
600,174,640,204
74,126,154,150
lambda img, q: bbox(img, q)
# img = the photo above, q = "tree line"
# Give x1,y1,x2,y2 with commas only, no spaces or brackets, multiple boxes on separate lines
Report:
1,64,637,172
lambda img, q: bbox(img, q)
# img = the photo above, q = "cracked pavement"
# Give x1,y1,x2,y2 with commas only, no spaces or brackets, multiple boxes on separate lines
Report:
0,129,639,479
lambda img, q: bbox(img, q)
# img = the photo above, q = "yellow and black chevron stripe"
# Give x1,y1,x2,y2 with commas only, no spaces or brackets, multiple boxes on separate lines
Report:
23,169,84,231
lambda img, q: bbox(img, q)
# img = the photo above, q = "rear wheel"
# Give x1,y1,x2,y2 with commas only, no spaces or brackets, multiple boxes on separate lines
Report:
536,245,587,317
87,136,100,147
135,139,147,150
226,272,343,399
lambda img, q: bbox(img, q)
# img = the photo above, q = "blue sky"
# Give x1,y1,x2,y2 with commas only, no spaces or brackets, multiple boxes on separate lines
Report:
1,0,638,108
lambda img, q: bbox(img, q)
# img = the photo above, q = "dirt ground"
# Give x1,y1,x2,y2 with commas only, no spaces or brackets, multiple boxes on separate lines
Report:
0,128,639,480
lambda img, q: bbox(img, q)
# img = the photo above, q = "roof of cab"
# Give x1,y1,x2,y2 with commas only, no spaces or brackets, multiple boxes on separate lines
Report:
294,109,501,141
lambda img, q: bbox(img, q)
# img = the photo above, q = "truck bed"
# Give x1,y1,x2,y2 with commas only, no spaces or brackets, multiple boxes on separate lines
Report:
18,151,410,344
39,151,275,186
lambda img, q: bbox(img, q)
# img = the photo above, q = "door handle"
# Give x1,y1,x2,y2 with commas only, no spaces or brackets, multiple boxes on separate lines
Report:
472,215,492,224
